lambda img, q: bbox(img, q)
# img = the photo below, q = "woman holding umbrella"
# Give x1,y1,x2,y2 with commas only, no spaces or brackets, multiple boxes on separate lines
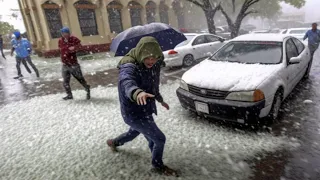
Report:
107,36,178,177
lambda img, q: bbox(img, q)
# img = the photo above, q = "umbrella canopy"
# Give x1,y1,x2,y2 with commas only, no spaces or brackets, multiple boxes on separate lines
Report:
110,23,187,56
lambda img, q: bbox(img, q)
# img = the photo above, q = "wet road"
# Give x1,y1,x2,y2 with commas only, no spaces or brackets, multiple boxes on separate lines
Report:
0,51,320,180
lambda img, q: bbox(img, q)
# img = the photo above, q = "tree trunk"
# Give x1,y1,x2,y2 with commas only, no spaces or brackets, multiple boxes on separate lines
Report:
230,26,239,38
205,11,216,34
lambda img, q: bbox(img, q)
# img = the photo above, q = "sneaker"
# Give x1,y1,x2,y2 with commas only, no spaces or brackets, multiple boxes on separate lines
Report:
14,75,23,79
63,95,73,100
86,85,91,100
151,166,179,177
107,139,118,152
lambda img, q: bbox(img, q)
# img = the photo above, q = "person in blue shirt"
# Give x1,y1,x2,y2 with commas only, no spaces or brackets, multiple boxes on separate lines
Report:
10,31,39,79
303,23,320,61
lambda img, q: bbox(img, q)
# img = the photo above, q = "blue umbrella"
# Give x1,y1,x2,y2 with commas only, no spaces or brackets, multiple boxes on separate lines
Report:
110,23,187,56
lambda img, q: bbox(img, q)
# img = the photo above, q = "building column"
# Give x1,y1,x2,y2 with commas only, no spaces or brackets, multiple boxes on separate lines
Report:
154,4,160,22
100,0,112,40
35,2,52,51
121,6,131,29
65,0,82,39
25,0,43,52
140,6,147,25
60,1,71,27
168,7,178,28
18,0,35,44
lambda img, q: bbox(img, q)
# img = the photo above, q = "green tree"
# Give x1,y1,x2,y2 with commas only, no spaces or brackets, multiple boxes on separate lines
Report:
185,0,305,37
220,0,305,38
0,21,14,35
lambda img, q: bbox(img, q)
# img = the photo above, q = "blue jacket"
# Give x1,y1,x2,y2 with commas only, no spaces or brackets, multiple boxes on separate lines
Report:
303,29,320,49
11,38,32,58
118,62,163,118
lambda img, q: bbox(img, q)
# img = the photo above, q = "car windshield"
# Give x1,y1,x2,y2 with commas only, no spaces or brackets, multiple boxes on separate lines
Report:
269,29,280,33
211,41,283,64
175,35,195,47
289,29,308,34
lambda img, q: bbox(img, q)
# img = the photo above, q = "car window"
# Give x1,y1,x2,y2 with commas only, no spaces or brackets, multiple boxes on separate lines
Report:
205,35,220,43
192,36,206,46
289,29,308,34
286,39,299,61
292,38,305,54
211,41,283,64
175,35,195,47
282,30,287,34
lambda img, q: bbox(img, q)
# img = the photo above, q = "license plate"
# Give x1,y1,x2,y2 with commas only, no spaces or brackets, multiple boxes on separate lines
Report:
195,101,209,114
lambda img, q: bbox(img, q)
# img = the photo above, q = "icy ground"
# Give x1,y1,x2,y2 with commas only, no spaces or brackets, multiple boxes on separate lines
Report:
21,53,120,81
0,81,297,180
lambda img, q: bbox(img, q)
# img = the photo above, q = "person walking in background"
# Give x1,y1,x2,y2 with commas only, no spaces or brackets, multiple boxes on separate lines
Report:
58,27,90,100
0,35,6,60
107,37,178,177
11,31,39,79
303,23,320,73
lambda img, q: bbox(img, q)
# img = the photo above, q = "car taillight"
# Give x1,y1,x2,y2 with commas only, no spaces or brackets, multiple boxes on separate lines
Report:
168,50,178,55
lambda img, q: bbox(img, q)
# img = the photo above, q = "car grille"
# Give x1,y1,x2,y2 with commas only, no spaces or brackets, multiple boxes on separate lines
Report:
188,85,229,99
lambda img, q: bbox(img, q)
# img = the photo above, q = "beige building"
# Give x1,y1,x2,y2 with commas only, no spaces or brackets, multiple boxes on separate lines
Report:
18,0,202,58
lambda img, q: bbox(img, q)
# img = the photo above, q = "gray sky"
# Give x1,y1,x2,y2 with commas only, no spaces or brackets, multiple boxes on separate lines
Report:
0,0,319,32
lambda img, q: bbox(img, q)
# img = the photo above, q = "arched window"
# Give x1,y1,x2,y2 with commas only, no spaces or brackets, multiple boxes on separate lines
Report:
107,1,123,33
42,1,63,39
128,1,142,27
74,0,98,36
146,1,156,24
159,1,169,24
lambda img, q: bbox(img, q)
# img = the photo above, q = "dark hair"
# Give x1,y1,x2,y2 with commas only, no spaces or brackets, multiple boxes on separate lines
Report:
312,23,318,26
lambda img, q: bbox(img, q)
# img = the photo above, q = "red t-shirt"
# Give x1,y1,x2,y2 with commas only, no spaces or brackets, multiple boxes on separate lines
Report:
58,36,82,66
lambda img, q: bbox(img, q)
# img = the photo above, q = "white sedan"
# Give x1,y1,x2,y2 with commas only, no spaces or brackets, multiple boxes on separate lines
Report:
163,33,226,67
282,28,309,40
176,34,311,123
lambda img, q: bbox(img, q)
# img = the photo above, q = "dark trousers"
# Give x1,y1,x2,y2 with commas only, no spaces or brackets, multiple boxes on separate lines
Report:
62,64,89,96
0,48,5,59
114,115,166,168
308,46,319,73
16,56,39,77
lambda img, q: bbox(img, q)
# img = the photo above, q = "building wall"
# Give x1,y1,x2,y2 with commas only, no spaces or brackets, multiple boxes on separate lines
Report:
18,0,187,58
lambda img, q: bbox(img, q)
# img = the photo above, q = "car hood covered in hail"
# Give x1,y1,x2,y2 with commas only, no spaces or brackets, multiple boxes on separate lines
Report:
182,59,282,91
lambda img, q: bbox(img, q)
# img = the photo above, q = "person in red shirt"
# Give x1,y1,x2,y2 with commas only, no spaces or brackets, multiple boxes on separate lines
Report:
59,27,90,100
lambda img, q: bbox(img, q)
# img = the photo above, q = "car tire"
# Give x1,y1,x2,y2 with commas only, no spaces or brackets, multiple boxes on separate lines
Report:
183,54,194,67
267,90,283,121
303,61,312,79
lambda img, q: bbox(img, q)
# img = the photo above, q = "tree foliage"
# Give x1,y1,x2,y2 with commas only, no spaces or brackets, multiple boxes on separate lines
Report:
184,0,305,37
219,0,305,38
0,21,14,35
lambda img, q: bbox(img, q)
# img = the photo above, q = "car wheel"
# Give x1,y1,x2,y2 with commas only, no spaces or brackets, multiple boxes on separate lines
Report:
303,61,312,79
267,90,283,121
183,54,194,67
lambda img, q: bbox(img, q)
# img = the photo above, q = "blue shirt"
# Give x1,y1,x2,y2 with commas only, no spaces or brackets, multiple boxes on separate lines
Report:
303,29,320,47
11,38,32,58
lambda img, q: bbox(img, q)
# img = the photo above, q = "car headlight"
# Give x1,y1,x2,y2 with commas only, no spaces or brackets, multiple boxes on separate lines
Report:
225,90,265,102
180,80,189,91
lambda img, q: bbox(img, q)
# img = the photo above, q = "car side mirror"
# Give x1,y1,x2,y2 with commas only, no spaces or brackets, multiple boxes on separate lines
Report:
289,57,300,64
